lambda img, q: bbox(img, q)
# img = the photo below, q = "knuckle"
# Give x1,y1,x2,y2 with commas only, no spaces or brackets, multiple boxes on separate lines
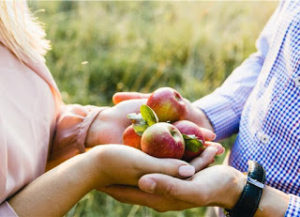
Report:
163,182,177,196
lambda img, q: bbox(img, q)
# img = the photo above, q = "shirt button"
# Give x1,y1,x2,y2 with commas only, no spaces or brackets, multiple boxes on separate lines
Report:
261,134,269,144
294,76,300,87
257,132,270,145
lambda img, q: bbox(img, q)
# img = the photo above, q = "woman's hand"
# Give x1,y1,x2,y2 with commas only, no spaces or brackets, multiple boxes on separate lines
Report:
86,99,146,146
86,96,216,146
112,90,214,132
9,144,196,217
88,144,196,188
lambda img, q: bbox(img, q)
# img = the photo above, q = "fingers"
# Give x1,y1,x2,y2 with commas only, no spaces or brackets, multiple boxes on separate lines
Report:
111,99,147,126
112,146,195,178
113,92,150,104
99,185,194,212
138,174,205,205
203,141,225,155
199,127,216,141
142,157,195,178
190,142,225,172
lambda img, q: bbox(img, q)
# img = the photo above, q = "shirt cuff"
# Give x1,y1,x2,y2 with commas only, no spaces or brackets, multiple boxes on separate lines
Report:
193,94,240,140
0,202,18,217
285,195,300,217
51,105,108,157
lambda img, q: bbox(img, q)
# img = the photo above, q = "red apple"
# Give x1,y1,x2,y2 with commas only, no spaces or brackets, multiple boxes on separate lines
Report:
147,87,186,122
122,125,141,149
141,122,185,159
173,120,205,161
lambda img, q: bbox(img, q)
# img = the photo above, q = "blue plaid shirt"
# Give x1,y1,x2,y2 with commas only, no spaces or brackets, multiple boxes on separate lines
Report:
195,1,300,216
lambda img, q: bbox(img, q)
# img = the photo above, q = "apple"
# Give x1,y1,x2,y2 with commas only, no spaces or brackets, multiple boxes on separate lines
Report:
173,120,205,161
141,122,185,159
147,87,186,122
122,125,141,149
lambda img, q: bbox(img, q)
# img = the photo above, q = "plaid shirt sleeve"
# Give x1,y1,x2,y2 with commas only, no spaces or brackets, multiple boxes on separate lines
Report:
285,195,300,217
193,5,281,141
193,50,265,140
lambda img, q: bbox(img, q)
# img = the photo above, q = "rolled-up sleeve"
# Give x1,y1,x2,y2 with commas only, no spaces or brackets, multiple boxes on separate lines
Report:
49,104,108,161
285,195,300,217
0,202,18,217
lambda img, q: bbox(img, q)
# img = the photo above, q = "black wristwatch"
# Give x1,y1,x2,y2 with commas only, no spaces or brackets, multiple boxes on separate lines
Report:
225,160,266,217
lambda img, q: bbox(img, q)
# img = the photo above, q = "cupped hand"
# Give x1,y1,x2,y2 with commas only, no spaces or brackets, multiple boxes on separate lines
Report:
86,99,146,146
98,142,226,211
100,164,245,212
138,165,246,210
88,144,196,188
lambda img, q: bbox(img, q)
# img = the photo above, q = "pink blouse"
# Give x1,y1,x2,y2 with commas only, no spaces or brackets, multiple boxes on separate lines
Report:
0,44,104,216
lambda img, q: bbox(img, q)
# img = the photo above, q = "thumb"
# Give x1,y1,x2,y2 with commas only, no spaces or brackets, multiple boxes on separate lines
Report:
113,92,150,104
138,174,202,204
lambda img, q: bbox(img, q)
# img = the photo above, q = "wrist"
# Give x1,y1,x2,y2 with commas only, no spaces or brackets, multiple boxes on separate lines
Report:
85,147,110,188
223,168,247,209
254,186,289,217
86,108,117,146
206,166,247,209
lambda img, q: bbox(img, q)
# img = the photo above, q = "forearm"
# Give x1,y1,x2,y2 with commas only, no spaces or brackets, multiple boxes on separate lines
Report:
9,152,97,217
254,186,289,217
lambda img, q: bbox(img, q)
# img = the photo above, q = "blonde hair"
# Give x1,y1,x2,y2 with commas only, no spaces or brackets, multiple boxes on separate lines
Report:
0,1,50,64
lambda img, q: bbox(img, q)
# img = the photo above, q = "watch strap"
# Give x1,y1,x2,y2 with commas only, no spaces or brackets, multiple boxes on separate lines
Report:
225,161,266,217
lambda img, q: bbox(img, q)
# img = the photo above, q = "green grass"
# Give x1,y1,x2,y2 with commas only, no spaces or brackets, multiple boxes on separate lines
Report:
28,1,277,216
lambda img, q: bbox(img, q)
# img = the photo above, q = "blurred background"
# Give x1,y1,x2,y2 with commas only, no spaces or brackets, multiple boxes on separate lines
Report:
29,1,277,217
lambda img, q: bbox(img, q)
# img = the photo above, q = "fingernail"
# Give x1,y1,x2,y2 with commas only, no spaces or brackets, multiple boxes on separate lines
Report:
218,146,225,155
179,165,195,177
211,133,216,140
207,146,218,154
141,178,156,193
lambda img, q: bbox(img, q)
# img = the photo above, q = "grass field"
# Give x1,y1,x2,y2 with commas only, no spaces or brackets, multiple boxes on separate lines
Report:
28,1,277,217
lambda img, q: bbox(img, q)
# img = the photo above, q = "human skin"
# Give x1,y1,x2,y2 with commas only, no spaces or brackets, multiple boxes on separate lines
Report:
173,120,206,161
112,92,214,132
8,145,196,217
46,99,147,170
136,166,290,217
101,149,290,217
109,91,290,217
86,99,147,146
16,93,222,217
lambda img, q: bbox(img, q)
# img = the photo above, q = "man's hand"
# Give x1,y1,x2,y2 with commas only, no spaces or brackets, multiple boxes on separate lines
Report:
112,90,214,132
100,164,245,212
137,165,290,217
138,165,246,210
